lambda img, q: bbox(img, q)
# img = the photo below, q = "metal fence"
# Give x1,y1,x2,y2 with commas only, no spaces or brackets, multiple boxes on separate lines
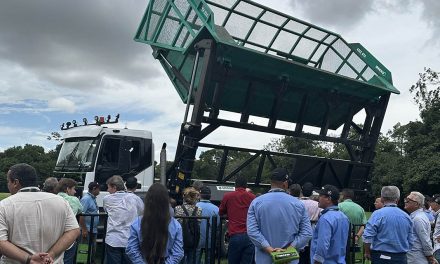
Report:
176,215,220,264
347,224,368,264
74,213,366,264
75,213,108,264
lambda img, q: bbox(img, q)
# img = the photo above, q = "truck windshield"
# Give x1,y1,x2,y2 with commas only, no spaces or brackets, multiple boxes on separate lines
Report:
55,138,98,171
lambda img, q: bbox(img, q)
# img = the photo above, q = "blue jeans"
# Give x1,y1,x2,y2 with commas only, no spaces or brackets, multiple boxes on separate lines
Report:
371,251,407,264
228,233,254,264
105,244,132,264
63,241,77,264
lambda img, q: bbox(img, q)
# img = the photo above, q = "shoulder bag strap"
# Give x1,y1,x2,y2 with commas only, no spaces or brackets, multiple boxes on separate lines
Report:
182,205,190,216
192,206,198,216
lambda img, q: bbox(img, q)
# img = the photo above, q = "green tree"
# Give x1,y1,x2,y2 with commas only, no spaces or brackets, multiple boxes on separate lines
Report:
371,133,406,195
0,144,59,192
401,68,440,194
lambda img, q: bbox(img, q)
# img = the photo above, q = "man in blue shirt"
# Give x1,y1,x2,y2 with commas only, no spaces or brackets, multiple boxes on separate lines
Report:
311,185,349,264
80,181,100,262
363,186,413,264
247,168,312,264
196,186,219,264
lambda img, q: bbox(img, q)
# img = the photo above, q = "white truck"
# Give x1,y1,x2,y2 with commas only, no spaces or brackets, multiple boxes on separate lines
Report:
53,117,154,205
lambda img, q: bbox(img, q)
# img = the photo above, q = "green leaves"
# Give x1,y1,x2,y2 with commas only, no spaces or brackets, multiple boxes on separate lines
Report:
0,144,59,192
371,68,440,195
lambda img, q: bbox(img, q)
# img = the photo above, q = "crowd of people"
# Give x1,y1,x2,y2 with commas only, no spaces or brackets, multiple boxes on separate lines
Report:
1,163,440,264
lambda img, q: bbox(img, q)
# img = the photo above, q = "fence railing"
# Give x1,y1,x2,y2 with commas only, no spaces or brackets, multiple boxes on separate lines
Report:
173,215,218,264
348,224,367,264
75,212,108,264
75,213,366,264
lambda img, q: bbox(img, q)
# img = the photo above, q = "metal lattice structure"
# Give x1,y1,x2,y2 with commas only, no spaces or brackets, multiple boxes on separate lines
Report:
135,0,399,197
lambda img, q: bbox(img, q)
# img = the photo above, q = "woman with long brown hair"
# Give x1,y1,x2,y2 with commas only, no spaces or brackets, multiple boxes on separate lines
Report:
126,183,183,264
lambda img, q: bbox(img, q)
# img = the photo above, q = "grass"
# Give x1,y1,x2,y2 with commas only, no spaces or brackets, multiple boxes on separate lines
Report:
0,193,10,201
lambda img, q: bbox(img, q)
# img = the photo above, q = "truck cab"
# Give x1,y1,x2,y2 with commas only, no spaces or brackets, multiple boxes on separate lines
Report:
53,125,154,205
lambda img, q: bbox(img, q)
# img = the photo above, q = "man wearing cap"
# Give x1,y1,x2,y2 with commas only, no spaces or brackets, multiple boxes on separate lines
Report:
310,185,349,263
80,181,100,262
219,174,255,264
363,186,413,263
429,194,440,262
404,191,437,264
247,168,312,264
196,186,219,264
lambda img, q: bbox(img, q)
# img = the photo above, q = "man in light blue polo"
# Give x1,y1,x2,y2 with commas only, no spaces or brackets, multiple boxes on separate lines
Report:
196,186,219,264
247,168,312,264
80,181,100,261
311,185,349,264
363,186,413,264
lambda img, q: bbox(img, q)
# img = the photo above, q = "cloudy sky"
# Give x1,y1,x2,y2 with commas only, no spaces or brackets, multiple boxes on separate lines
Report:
1,0,439,159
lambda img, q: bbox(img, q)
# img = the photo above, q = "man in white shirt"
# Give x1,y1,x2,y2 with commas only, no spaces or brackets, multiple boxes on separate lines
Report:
103,175,143,264
0,163,79,264
404,191,437,264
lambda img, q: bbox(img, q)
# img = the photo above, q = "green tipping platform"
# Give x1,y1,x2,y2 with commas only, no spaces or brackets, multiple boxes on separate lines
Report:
135,0,399,130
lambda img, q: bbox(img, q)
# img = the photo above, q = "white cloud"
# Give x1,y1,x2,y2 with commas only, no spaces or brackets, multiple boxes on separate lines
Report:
48,97,76,113
1,0,440,162
0,126,57,151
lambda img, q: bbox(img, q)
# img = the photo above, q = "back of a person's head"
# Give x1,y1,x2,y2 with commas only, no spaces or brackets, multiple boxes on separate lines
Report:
8,163,38,188
381,186,400,202
235,174,247,188
143,183,170,214
88,181,100,192
424,195,432,209
192,180,204,191
183,187,199,205
106,175,125,191
342,188,354,199
302,182,314,197
141,183,170,264
125,177,138,190
200,186,211,200
55,178,77,194
289,184,302,197
43,177,58,193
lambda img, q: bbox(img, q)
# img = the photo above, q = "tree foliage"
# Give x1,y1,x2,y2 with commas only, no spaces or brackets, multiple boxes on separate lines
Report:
0,144,59,192
372,68,440,195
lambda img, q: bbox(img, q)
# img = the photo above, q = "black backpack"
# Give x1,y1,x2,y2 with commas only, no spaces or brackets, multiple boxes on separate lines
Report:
181,205,200,250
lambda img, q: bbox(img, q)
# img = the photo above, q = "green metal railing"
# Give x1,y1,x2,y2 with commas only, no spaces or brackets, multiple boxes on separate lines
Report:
135,0,398,95
135,0,399,132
